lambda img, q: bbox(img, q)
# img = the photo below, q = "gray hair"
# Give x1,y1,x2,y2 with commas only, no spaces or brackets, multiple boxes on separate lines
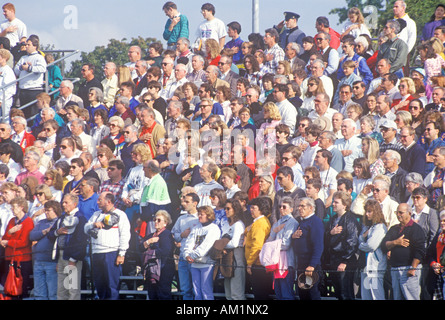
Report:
71,118,85,131
342,118,357,130
178,37,190,47
387,19,401,34
137,59,148,69
168,100,183,111
12,116,26,126
192,54,205,64
155,210,173,226
374,179,390,191
405,172,424,185
25,150,40,163
287,42,300,55
280,196,294,209
313,59,325,70
274,74,289,84
83,176,99,193
117,96,130,107
321,130,337,143
41,107,56,117
383,150,401,164
355,36,369,51
63,193,79,206
61,80,74,91
360,115,375,129
89,87,104,103
440,210,445,221
299,197,315,212
124,124,138,133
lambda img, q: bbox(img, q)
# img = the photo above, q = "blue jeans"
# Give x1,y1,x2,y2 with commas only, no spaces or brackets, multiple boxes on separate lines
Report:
391,265,421,300
191,265,214,300
33,260,58,300
274,267,296,300
92,251,122,300
178,257,194,300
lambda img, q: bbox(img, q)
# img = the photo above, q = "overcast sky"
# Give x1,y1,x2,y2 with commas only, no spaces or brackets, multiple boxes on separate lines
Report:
11,0,350,67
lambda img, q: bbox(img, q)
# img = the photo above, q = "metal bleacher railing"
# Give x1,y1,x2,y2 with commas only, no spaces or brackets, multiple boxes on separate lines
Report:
0,49,81,123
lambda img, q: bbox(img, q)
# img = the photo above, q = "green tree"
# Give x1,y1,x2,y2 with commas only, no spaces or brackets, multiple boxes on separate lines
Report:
65,36,160,87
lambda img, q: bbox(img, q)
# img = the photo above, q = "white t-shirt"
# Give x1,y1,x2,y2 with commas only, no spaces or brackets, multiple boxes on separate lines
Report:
194,17,227,50
0,17,27,46
319,167,338,202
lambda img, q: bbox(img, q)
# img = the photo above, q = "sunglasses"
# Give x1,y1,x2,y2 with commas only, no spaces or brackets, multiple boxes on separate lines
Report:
44,128,52,132
154,218,163,223
44,177,53,181
36,192,45,197
60,145,68,150
107,167,116,171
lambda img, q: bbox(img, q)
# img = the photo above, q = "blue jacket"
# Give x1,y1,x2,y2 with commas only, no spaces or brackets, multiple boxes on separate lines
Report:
29,218,58,262
337,53,373,85
47,210,88,262
293,214,324,268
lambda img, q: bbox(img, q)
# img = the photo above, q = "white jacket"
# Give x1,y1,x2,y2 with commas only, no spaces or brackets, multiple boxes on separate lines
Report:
14,51,47,90
84,208,131,256
358,223,387,275
184,222,221,268
122,164,149,203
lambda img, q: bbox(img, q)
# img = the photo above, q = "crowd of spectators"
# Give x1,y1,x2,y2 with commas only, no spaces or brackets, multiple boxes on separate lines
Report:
0,1,444,301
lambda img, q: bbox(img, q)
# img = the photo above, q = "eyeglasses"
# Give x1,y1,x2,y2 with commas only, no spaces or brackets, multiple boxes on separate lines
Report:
107,167,116,171
282,157,291,162
44,177,53,181
70,166,78,170
316,38,324,42
44,128,52,132
200,104,210,108
154,218,164,223
373,188,381,193
198,90,206,94
308,83,316,87
353,86,361,90
98,154,105,158
36,192,44,197
161,62,170,66
412,196,424,200
279,205,289,209
409,106,419,110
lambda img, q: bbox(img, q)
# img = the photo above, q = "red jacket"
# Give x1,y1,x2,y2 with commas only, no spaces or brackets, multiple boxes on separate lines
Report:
2,216,34,262
14,131,36,153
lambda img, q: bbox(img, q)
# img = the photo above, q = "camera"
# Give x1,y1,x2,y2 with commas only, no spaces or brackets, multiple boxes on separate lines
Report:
88,228,99,239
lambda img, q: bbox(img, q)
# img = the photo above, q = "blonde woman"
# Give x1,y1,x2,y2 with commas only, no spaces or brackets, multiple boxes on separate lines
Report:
255,102,282,154
395,110,413,132
391,77,417,112
29,184,54,223
361,136,385,178
277,60,293,81
122,143,151,221
341,7,371,39
205,38,222,66
43,169,64,202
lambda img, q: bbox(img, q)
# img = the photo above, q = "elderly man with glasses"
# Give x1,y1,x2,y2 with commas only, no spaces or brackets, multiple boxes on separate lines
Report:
351,178,399,228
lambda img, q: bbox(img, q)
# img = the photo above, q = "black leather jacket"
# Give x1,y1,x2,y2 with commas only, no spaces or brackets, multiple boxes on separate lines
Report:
325,210,362,267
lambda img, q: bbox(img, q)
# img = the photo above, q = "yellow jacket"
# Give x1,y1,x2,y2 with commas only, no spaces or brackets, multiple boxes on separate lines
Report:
244,215,271,266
